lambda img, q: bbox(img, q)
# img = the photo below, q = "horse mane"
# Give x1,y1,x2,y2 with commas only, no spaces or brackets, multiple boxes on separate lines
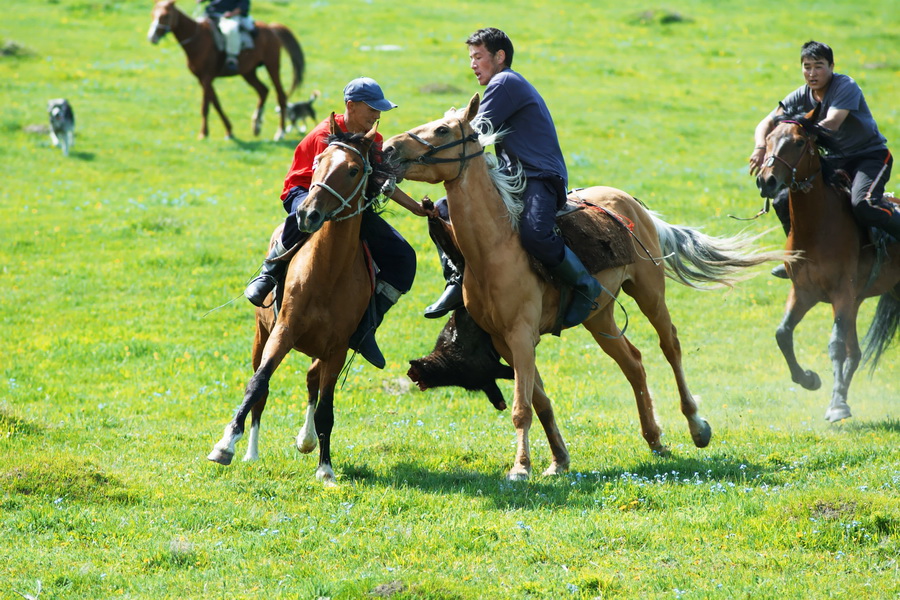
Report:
448,110,526,230
325,131,398,211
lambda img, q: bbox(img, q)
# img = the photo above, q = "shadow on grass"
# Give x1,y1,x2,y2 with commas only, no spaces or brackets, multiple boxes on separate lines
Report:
342,454,773,511
846,417,900,434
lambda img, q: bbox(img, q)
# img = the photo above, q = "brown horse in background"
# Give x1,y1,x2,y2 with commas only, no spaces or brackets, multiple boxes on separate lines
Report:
208,117,386,485
147,0,304,140
756,106,900,422
386,94,782,480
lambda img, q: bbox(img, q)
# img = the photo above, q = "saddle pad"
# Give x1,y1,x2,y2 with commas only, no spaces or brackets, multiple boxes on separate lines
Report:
555,200,638,274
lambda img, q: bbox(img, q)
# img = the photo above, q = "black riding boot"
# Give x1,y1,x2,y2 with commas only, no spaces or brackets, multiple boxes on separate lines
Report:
550,247,603,327
424,254,463,319
876,205,900,240
349,281,401,369
244,239,289,307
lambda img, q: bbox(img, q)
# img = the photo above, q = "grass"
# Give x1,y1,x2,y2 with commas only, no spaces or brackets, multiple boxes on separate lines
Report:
1,0,899,598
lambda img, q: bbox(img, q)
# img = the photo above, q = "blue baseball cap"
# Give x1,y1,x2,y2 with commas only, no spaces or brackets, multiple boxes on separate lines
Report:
343,77,398,112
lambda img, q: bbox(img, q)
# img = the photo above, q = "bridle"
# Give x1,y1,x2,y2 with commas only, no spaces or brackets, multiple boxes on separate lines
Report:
308,141,375,222
150,5,198,46
404,120,484,180
764,120,821,193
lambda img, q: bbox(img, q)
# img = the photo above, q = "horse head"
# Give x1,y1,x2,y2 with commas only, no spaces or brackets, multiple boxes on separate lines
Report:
295,113,378,233
147,0,178,44
756,105,826,198
384,93,484,184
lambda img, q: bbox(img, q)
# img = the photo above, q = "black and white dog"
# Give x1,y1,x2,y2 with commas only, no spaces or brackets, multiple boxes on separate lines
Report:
276,90,320,134
47,98,75,156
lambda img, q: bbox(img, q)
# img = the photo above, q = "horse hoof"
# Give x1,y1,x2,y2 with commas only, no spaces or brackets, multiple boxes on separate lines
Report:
296,436,316,454
542,461,569,476
825,404,852,423
651,444,671,457
241,452,259,463
273,129,285,142
691,419,712,448
207,448,234,465
316,466,336,486
506,467,531,481
801,370,822,391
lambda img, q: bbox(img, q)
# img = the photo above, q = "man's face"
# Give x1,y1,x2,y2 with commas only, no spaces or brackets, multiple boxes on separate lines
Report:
345,101,381,133
468,44,505,86
801,57,834,93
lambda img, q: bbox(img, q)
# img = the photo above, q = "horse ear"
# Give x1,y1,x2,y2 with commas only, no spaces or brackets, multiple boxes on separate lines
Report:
461,94,480,122
329,112,338,135
362,121,378,151
808,102,822,123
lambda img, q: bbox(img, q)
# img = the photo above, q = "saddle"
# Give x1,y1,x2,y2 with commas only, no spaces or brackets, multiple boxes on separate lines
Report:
203,16,256,53
426,192,639,334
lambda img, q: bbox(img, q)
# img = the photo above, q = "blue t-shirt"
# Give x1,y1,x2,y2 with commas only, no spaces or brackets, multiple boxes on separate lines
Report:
774,72,887,158
479,68,567,185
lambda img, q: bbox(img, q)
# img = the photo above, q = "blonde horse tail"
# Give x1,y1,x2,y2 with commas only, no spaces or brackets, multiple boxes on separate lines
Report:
649,213,785,289
270,24,305,96
862,288,900,373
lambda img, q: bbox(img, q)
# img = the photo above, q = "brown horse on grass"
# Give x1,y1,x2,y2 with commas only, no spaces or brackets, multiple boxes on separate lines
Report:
385,94,782,480
147,0,304,140
207,117,389,484
756,106,900,422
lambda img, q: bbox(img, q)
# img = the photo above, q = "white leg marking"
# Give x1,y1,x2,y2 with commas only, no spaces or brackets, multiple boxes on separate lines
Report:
207,426,241,465
242,422,260,462
296,404,317,453
316,464,336,486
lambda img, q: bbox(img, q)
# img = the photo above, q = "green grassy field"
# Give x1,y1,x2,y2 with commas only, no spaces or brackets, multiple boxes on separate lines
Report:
2,0,899,597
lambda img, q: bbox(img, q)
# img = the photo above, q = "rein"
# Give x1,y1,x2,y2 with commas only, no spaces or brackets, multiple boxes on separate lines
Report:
764,120,821,193
309,141,375,222
405,121,484,180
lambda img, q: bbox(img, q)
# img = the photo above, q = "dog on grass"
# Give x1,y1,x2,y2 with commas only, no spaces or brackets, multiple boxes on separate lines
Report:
47,98,75,156
276,90,320,134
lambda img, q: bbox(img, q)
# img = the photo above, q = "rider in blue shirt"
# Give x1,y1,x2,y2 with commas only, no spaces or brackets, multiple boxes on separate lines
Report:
425,27,600,327
749,41,895,277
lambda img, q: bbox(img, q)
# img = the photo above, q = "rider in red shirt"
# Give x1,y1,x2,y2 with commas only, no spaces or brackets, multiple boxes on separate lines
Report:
245,78,433,368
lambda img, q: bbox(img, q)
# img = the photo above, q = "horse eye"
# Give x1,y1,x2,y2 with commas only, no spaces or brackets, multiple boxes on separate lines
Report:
348,167,359,177
436,126,450,136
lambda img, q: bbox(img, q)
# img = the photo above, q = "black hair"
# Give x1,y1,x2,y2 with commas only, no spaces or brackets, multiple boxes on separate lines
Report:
800,41,833,65
466,27,514,68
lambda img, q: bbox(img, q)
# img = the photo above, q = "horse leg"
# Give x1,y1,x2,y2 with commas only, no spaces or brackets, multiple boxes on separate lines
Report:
243,319,270,462
201,78,233,140
263,59,288,141
583,307,666,453
495,328,538,481
825,299,861,422
532,367,570,475
208,325,292,464
295,359,321,454
312,352,347,485
776,287,822,391
242,69,269,138
623,279,711,448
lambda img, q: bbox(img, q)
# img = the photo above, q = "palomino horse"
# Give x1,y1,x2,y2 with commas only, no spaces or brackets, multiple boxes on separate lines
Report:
208,117,390,484
147,0,305,140
385,94,781,480
756,106,900,422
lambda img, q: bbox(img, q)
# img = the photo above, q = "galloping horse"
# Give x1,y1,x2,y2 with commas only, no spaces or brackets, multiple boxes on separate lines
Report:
756,106,900,422
208,117,389,484
385,94,781,480
147,0,304,140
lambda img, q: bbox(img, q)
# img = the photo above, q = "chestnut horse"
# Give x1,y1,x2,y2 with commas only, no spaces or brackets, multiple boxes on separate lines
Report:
208,117,388,484
147,0,304,140
756,106,900,422
385,94,781,480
